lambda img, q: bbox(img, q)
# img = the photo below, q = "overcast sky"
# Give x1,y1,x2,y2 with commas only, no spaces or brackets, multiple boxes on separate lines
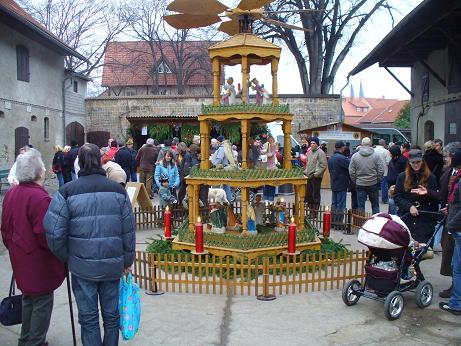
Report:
222,0,423,100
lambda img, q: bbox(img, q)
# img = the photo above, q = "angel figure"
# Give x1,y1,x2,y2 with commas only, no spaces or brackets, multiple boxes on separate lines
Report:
250,78,263,105
222,77,237,105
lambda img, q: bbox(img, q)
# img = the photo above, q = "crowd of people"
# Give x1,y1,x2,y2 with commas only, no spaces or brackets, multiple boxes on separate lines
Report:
1,132,461,346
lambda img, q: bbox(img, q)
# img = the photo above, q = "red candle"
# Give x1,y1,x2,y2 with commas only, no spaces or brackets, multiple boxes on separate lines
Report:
323,206,331,238
164,205,172,238
288,217,296,254
195,217,204,253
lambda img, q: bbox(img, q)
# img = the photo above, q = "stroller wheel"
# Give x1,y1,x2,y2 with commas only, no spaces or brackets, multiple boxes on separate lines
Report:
342,280,361,306
384,291,404,320
415,280,433,308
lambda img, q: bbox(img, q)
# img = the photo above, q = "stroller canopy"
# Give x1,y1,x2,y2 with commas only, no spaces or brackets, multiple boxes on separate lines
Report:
358,213,411,250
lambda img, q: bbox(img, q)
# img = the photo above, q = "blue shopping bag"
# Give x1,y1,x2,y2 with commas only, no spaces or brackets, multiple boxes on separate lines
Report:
119,273,141,340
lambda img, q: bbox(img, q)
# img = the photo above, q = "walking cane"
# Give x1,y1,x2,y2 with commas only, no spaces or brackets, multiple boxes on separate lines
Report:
66,266,77,346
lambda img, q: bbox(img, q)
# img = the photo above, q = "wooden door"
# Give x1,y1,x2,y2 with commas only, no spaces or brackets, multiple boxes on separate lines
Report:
445,101,461,143
87,131,110,148
15,127,29,157
66,122,85,146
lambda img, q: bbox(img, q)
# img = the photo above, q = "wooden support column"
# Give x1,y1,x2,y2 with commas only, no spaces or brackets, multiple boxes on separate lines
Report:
282,120,292,170
200,121,208,170
298,184,305,230
271,58,279,105
212,57,221,106
188,184,195,231
193,184,200,224
294,185,299,226
241,56,249,104
241,119,248,169
204,121,211,169
241,187,249,236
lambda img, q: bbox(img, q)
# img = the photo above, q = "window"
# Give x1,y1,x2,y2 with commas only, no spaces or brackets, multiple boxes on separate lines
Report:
0,111,4,118
44,117,49,139
16,45,30,82
424,120,434,142
157,61,172,74
125,88,136,96
31,115,37,122
356,107,361,112
73,80,78,93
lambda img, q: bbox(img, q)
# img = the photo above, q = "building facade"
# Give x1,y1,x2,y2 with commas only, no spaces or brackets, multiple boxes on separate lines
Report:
0,0,86,169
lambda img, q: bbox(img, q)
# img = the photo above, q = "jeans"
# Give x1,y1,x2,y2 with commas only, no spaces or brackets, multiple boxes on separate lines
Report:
449,232,461,310
130,171,137,182
331,190,347,225
380,176,388,203
350,190,358,210
19,293,54,346
356,185,380,215
72,275,120,346
388,197,397,215
56,172,64,187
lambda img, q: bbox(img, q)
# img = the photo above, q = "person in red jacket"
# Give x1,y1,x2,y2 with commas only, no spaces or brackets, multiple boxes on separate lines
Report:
1,148,65,346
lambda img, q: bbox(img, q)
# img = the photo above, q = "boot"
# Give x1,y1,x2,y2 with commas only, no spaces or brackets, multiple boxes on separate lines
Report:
439,284,452,298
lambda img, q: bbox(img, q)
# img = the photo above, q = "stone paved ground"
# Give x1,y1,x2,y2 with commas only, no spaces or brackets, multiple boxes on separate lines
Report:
0,180,460,345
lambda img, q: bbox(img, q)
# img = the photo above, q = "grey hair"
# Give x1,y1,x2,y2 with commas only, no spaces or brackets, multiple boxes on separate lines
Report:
361,137,371,146
146,138,154,145
15,148,45,183
444,142,461,157
378,138,386,146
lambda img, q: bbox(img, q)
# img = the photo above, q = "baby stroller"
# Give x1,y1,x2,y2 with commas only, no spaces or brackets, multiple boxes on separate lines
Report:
342,211,445,320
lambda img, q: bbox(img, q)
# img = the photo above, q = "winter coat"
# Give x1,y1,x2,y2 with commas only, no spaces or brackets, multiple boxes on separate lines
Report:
446,172,461,234
136,144,158,171
349,146,384,187
159,185,176,208
394,170,440,243
387,154,407,187
328,151,350,192
180,151,199,181
423,149,444,183
374,145,392,176
67,145,79,170
129,147,138,170
52,151,64,173
115,146,133,178
305,148,327,178
1,183,65,295
44,168,135,281
154,163,180,189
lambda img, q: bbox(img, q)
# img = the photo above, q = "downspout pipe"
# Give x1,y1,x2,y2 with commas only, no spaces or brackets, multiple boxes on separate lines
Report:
339,75,351,126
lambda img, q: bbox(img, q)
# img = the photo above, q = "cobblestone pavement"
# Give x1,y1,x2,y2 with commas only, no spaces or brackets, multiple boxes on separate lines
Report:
0,180,459,345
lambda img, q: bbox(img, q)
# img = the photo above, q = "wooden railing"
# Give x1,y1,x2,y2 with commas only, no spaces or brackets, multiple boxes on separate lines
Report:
133,203,371,234
132,250,367,297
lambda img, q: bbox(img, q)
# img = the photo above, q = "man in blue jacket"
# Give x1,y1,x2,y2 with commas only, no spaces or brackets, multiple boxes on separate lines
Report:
328,141,350,231
44,143,135,346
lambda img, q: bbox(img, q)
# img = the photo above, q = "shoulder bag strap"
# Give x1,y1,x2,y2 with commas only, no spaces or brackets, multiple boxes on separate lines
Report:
9,275,15,297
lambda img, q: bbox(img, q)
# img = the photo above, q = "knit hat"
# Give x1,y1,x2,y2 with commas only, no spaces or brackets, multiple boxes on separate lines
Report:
160,173,169,183
310,136,320,146
217,135,225,143
335,140,345,149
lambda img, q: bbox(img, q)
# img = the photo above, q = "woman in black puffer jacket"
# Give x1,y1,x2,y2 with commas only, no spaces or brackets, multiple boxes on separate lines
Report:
395,149,440,244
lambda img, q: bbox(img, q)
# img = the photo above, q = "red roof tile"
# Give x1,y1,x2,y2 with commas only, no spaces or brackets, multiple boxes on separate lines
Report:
343,97,408,125
102,41,214,87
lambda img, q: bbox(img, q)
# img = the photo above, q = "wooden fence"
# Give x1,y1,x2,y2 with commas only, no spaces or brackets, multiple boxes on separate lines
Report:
133,203,371,234
132,250,367,297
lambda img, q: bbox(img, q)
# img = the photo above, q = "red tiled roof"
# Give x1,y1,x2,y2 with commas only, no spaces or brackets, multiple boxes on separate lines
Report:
0,0,85,60
102,41,214,87
343,97,408,125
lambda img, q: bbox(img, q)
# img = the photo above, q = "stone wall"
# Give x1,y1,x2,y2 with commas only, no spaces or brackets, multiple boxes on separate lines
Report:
85,94,340,141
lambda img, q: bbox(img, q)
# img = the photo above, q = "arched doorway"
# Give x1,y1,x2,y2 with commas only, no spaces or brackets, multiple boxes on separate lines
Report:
15,127,29,157
424,120,434,142
66,122,84,146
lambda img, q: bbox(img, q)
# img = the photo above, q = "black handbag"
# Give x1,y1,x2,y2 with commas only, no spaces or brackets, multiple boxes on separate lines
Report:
0,275,22,326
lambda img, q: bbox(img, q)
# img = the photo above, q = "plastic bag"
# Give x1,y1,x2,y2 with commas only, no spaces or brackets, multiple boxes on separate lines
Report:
119,273,141,340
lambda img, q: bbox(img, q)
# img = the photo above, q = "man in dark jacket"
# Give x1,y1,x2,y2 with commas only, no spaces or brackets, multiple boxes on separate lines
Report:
67,140,79,181
386,145,407,215
44,143,135,345
328,141,350,230
126,139,138,182
115,140,133,183
136,138,158,198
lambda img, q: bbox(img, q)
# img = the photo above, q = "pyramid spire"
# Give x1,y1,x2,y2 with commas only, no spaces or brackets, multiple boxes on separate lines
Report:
350,84,355,98
359,80,365,98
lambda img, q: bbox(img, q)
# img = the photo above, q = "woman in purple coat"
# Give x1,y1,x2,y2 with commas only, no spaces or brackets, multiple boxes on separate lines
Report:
1,149,65,345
